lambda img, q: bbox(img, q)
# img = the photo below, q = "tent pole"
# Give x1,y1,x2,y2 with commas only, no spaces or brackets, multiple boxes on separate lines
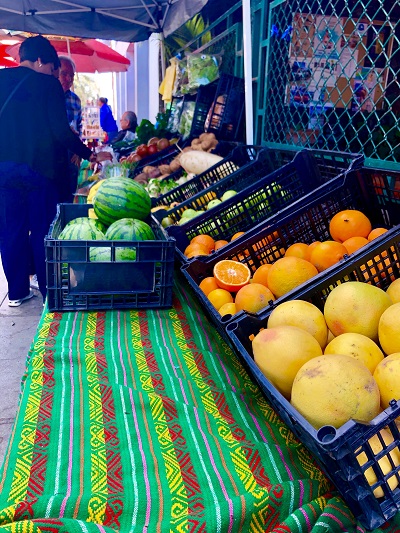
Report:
242,0,254,145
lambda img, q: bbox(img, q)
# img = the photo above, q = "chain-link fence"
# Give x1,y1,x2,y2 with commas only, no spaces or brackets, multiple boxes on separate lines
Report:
253,0,400,167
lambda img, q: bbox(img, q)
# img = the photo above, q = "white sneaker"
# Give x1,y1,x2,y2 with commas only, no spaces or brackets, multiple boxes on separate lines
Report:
8,290,35,307
30,274,39,290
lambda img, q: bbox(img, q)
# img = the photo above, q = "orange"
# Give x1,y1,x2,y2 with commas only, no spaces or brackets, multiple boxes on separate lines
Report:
235,283,275,313
186,249,209,259
213,260,251,292
184,242,208,257
309,241,347,272
285,242,310,261
251,264,273,287
199,277,219,296
266,229,279,244
342,236,369,254
329,209,372,242
214,240,229,250
308,241,321,254
219,302,237,317
267,256,318,298
368,227,388,241
207,288,234,311
191,234,215,253
231,231,245,241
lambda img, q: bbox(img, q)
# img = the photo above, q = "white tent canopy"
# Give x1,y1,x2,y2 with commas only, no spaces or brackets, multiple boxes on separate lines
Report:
0,0,209,42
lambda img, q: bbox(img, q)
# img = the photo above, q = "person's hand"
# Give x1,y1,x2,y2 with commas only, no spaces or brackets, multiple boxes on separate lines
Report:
71,154,81,167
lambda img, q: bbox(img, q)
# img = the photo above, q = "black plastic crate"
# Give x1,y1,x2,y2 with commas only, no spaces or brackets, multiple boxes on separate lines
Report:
190,81,219,138
130,144,181,178
151,144,268,210
205,74,245,142
181,167,400,340
45,204,175,311
167,148,363,263
226,227,400,530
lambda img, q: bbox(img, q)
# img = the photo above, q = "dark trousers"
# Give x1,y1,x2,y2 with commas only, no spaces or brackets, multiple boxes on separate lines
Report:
0,162,59,301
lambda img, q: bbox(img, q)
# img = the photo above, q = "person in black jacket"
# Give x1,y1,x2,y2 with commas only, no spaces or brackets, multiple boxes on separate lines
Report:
0,35,111,306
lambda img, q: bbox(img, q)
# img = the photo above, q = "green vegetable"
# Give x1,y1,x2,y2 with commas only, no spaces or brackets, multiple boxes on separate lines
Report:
187,53,219,91
136,119,156,144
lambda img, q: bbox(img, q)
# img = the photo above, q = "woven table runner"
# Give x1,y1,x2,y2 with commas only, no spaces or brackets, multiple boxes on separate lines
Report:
0,274,398,532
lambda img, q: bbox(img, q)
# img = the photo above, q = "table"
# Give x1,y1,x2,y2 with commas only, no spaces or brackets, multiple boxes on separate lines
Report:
0,276,399,532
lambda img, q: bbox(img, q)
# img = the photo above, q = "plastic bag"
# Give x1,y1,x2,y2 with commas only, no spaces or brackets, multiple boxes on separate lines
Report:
172,57,189,96
167,98,184,134
186,53,220,91
178,100,196,140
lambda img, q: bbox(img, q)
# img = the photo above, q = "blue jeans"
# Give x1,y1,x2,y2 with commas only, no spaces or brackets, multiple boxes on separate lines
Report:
0,162,59,300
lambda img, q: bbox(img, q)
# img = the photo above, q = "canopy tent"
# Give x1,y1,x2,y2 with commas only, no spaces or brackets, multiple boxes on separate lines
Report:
0,0,209,42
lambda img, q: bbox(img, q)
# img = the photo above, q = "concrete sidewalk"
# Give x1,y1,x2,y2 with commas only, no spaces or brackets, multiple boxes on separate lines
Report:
0,264,43,465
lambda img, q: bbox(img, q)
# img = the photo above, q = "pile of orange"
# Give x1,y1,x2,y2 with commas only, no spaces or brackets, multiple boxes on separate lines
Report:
183,231,248,259
196,209,392,318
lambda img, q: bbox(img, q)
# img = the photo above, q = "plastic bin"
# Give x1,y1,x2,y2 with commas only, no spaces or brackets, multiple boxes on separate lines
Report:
181,166,400,340
151,144,269,210
205,74,245,142
168,148,363,263
45,204,175,311
226,226,400,531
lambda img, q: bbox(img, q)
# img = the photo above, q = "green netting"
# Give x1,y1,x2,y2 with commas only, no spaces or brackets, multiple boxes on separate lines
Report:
255,0,400,166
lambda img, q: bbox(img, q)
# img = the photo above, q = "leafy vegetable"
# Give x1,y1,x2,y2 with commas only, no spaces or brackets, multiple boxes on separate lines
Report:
178,101,196,140
136,119,156,144
187,53,220,91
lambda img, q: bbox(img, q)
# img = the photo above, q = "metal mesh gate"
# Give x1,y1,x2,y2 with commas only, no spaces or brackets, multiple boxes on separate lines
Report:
253,0,400,168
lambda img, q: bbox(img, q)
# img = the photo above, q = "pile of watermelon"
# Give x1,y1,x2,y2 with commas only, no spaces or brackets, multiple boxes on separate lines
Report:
59,176,155,262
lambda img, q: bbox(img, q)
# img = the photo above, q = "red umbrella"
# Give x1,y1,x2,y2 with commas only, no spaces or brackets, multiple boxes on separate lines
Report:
0,43,18,67
6,36,130,73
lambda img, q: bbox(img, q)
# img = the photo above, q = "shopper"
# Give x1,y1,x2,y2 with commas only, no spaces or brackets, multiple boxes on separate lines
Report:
58,55,83,201
99,97,118,142
0,36,111,306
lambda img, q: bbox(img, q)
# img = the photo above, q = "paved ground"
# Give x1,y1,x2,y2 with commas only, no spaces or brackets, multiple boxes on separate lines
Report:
0,264,43,466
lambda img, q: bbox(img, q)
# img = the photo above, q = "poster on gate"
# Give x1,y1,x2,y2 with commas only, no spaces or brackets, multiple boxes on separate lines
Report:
313,15,342,60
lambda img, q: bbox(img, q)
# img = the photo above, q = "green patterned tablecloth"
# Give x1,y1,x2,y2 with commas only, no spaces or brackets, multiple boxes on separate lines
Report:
0,276,399,532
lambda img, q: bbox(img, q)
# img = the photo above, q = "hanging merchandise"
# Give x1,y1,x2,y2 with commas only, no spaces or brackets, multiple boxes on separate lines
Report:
186,52,220,92
178,100,196,140
172,57,190,96
159,60,176,103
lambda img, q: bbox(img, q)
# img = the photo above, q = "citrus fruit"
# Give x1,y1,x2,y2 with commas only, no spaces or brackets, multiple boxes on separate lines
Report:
185,249,209,259
235,283,275,314
342,236,369,254
231,231,245,241
253,325,322,399
357,429,400,497
219,302,237,317
324,281,392,341
373,352,400,408
324,332,384,373
214,240,229,251
285,243,310,261
386,278,400,303
291,354,380,429
267,256,318,298
329,209,372,242
191,234,215,253
184,242,208,257
207,288,234,311
199,277,219,296
309,240,347,272
308,241,321,254
267,300,328,349
368,227,388,241
251,264,273,287
213,260,251,292
378,302,400,354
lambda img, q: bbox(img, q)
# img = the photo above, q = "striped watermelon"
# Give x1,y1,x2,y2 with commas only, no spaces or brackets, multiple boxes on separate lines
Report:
105,218,155,241
90,246,136,262
59,218,106,240
93,177,151,226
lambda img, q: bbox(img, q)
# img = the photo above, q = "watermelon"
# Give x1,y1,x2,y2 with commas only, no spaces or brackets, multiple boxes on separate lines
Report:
59,218,106,240
93,177,151,226
90,246,136,262
63,216,107,233
89,247,111,262
105,218,155,241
